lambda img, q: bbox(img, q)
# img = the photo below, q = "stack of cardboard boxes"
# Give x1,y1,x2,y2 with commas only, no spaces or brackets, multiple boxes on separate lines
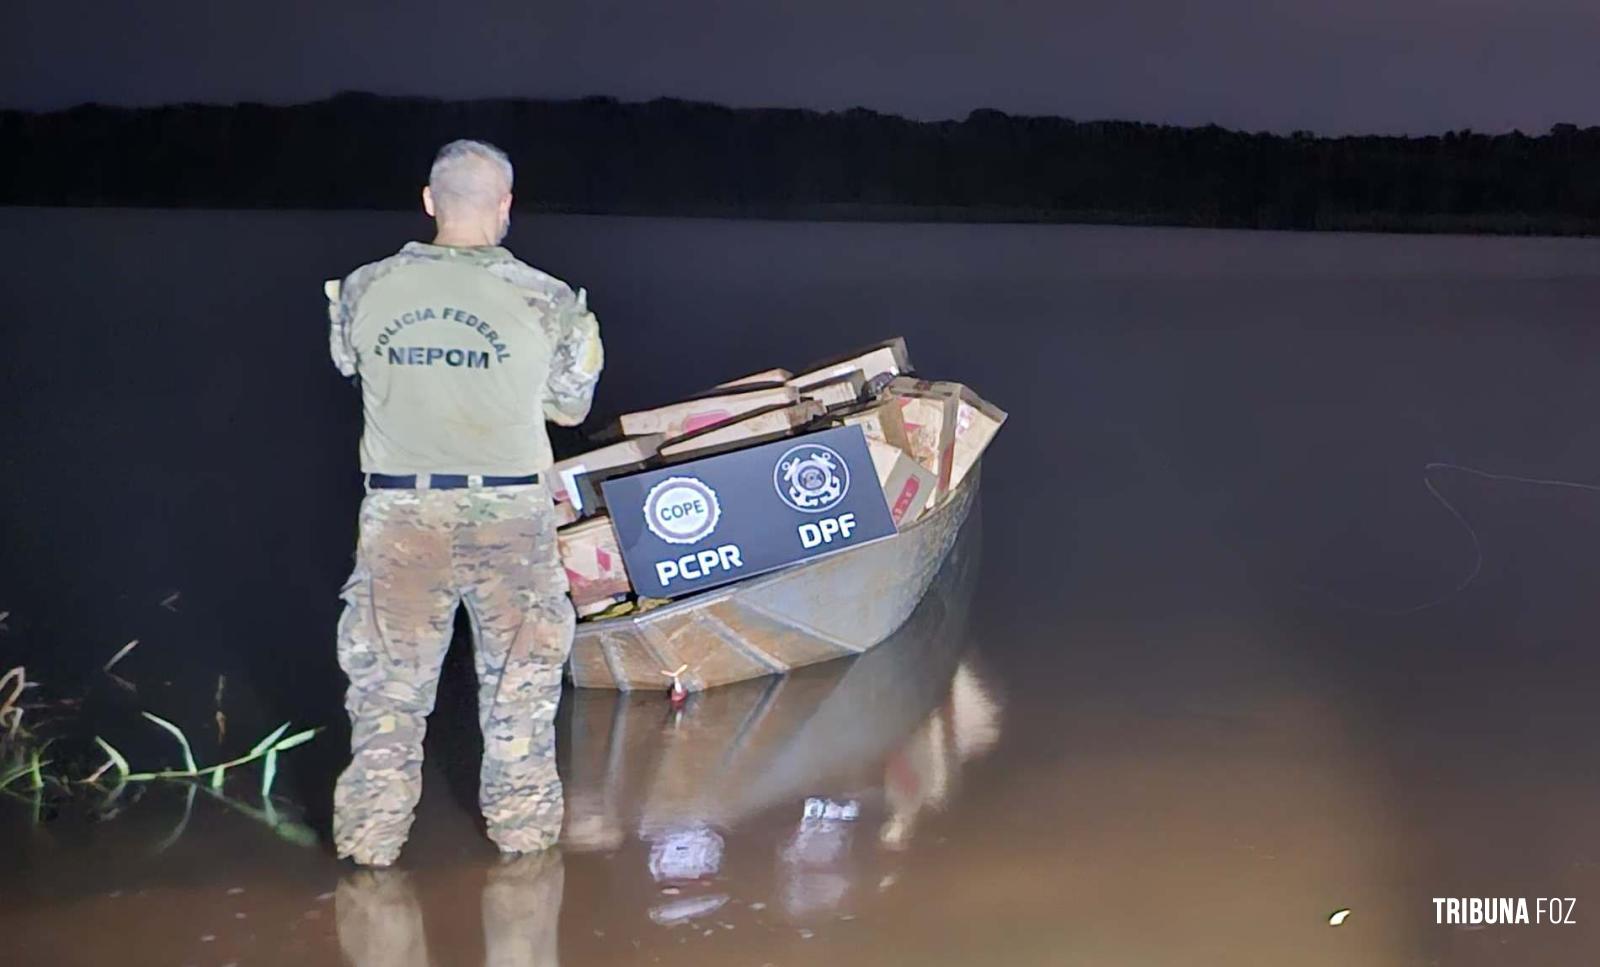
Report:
552,338,1006,618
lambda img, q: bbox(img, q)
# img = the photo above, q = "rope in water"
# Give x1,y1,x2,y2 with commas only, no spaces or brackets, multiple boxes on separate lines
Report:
1310,462,1600,616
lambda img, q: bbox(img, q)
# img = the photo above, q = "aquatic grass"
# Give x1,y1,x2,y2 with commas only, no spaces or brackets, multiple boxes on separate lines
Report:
140,712,197,772
213,674,227,743
0,665,28,738
0,757,34,792
249,722,292,758
272,728,318,752
253,723,318,798
156,778,320,853
90,714,321,798
102,639,140,673
200,783,320,848
154,785,198,853
262,749,278,799
244,722,289,798
28,743,48,790
0,662,323,846
89,737,130,783
0,669,50,819
0,710,52,824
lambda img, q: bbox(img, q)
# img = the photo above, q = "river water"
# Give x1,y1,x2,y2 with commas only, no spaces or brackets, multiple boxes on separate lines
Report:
5,209,1600,965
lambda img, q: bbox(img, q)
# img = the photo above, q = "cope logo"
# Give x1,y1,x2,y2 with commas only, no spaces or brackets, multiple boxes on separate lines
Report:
774,444,850,513
643,477,721,545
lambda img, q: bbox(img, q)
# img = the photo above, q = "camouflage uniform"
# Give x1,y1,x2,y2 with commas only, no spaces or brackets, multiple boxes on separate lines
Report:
328,243,601,867
332,485,574,864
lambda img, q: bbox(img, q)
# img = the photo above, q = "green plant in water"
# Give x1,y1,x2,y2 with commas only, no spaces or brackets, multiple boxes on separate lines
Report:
0,665,29,739
1,668,43,789
90,713,320,798
1,667,324,846
0,750,41,793
85,712,324,849
0,668,55,824
153,780,320,852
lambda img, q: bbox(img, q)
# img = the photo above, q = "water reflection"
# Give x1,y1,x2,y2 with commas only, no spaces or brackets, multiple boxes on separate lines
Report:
328,532,998,964
559,505,1001,929
335,853,564,967
877,661,1000,852
336,869,430,967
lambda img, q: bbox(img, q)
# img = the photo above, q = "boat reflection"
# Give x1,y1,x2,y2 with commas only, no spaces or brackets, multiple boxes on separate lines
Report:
558,502,1001,927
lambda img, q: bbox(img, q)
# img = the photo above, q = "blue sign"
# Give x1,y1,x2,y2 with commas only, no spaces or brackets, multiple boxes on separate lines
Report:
602,425,898,599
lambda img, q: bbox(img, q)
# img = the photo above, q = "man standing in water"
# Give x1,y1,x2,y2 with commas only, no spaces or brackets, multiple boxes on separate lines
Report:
325,139,603,866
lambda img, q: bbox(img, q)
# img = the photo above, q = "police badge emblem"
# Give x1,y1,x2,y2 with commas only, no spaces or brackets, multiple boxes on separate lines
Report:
643,476,721,544
773,443,850,513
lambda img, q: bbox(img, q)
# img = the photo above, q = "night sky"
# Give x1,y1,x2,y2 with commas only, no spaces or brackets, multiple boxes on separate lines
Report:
5,0,1598,135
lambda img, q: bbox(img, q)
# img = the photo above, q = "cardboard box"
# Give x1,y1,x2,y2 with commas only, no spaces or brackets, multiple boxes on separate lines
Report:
950,387,1006,489
558,515,633,613
795,370,866,409
550,435,665,515
618,385,799,439
867,439,937,527
835,398,912,454
882,378,959,497
576,594,630,619
660,400,826,459
887,378,1007,490
790,337,912,389
573,459,652,516
716,367,793,389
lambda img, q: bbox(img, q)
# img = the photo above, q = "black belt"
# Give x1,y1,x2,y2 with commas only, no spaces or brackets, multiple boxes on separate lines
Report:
366,473,541,490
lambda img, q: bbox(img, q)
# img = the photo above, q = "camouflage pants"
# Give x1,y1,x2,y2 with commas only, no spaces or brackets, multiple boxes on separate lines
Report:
333,484,574,866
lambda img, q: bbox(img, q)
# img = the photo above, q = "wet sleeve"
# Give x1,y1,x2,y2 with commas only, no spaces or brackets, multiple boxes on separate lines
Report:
327,276,358,378
543,286,604,426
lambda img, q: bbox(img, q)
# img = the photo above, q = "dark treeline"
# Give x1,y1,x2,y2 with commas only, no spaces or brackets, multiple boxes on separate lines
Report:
5,92,1600,234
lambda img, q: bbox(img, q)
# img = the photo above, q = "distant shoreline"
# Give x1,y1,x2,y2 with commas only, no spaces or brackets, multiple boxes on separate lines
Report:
5,93,1599,238
6,202,1592,240
532,203,1600,237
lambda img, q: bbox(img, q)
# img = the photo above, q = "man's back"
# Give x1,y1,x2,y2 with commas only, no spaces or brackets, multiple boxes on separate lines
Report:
331,241,600,476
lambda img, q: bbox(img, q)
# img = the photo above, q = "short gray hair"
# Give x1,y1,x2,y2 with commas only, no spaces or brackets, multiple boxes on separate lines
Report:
428,139,514,216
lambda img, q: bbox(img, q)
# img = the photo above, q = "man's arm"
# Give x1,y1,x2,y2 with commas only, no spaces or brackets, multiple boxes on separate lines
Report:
325,278,358,378
543,286,604,426
328,259,404,379
484,257,604,426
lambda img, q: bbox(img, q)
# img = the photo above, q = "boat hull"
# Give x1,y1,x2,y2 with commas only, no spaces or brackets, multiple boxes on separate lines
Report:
559,505,983,848
567,464,981,691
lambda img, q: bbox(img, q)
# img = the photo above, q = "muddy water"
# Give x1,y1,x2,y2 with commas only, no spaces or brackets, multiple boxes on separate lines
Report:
7,210,1600,965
